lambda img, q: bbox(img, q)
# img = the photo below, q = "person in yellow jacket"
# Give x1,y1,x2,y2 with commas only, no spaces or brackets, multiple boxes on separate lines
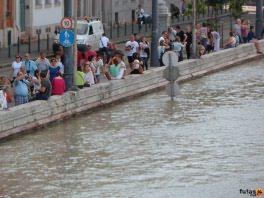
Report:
76,65,85,89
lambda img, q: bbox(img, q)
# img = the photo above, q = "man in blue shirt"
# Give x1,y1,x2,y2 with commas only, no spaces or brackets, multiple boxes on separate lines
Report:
23,53,37,77
14,72,30,106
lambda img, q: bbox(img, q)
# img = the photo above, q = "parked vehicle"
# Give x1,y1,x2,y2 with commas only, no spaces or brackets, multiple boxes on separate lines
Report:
54,17,104,51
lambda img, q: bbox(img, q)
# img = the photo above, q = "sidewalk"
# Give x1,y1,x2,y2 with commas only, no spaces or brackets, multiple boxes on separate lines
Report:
0,11,235,67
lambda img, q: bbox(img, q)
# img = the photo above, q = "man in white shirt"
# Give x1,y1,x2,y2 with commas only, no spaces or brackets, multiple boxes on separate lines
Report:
137,5,145,30
125,35,139,69
99,33,109,50
158,31,167,44
99,33,110,62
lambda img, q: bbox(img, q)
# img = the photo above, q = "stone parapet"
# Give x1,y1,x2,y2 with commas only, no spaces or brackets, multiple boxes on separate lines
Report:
0,41,263,139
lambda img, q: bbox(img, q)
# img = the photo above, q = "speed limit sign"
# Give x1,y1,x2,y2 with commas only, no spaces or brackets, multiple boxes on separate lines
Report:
60,17,73,29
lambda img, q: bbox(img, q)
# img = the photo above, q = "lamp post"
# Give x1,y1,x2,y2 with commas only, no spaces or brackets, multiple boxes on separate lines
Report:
151,0,159,67
256,0,263,39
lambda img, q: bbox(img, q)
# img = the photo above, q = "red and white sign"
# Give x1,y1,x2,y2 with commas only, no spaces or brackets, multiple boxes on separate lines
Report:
60,17,73,29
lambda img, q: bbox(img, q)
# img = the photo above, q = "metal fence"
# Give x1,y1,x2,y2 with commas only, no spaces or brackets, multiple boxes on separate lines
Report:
0,6,231,61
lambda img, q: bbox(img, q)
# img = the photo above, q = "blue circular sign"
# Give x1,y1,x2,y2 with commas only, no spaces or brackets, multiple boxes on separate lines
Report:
59,30,74,47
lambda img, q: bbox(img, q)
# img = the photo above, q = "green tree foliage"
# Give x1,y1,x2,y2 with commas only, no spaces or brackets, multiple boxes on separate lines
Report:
185,0,207,16
228,0,246,18
186,0,245,18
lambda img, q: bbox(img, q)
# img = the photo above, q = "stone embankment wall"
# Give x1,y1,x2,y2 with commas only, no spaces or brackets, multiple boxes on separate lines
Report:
0,41,263,139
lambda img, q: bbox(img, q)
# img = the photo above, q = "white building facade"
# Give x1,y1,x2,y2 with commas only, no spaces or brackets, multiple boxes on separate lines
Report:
16,0,64,40
0,0,181,47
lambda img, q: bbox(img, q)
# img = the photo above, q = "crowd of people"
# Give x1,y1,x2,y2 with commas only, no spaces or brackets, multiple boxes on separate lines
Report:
156,17,263,66
1,17,263,110
156,23,222,66
0,32,151,110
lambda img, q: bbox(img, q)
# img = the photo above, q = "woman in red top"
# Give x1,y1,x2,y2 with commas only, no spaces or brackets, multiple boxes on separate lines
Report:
52,72,65,95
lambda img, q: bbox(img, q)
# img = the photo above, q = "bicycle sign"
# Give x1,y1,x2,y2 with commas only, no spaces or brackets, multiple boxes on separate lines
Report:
59,30,74,47
60,17,73,29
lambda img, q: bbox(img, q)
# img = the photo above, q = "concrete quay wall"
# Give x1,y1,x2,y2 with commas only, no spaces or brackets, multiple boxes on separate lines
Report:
0,41,263,139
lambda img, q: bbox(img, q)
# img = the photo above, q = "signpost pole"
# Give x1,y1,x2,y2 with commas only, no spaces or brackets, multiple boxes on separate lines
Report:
63,0,74,90
256,0,263,39
162,51,180,100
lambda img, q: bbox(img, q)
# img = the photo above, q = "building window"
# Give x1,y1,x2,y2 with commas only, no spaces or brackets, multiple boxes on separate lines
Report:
35,0,43,8
54,0,61,6
45,0,52,7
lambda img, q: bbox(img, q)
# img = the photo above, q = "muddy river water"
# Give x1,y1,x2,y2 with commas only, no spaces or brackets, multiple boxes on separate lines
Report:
0,60,264,198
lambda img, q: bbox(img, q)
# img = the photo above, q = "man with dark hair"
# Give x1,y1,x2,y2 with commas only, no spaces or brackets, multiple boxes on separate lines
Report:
36,72,52,100
35,52,50,73
176,25,185,43
99,33,109,62
125,35,139,69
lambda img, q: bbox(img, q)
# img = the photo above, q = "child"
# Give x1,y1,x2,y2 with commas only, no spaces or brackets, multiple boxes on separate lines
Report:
130,53,143,74
247,26,255,42
0,76,12,108
130,59,143,74
94,53,104,83
0,86,8,110
198,42,206,57
171,36,184,61
83,62,95,87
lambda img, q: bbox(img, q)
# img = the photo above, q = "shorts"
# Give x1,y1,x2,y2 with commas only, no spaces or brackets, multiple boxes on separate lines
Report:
127,56,134,64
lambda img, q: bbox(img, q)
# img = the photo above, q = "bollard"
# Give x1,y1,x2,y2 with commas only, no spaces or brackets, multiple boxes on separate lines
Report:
8,30,11,58
37,34,40,52
221,23,224,48
47,34,50,51
117,23,120,38
110,23,113,39
125,22,127,36
17,36,20,54
28,35,31,53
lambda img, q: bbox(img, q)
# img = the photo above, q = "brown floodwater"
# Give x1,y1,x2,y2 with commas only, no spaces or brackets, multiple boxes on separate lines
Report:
0,60,264,198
